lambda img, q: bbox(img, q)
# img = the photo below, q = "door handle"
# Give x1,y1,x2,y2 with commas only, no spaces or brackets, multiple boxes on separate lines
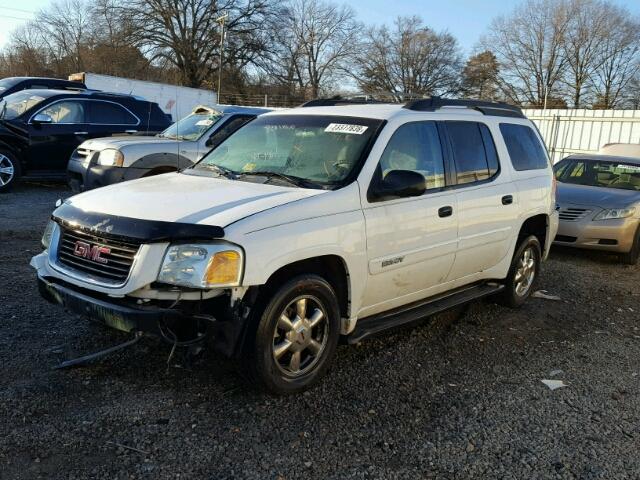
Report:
438,206,453,218
501,195,513,205
74,131,89,135
125,130,138,134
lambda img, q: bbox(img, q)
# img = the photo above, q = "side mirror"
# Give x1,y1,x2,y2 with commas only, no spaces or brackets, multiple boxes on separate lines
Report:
32,113,53,124
372,170,426,200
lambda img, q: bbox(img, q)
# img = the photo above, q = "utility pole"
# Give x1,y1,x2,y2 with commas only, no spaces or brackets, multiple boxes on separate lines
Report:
216,12,228,105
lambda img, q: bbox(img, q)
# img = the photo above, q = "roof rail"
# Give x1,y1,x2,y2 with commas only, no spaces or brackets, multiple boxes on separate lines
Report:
403,97,524,118
300,97,387,107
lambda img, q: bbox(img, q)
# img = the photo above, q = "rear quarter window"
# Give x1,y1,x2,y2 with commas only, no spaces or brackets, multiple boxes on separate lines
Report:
500,123,548,171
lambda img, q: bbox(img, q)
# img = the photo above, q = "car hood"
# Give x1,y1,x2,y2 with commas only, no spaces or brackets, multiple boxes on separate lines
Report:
557,182,640,208
79,136,183,151
66,172,327,227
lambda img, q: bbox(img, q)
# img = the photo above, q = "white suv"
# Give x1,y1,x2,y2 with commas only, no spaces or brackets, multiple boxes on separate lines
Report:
32,98,559,394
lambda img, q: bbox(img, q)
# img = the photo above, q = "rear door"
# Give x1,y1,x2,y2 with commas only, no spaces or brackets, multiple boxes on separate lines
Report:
28,99,90,171
86,100,140,138
360,121,458,317
444,121,518,280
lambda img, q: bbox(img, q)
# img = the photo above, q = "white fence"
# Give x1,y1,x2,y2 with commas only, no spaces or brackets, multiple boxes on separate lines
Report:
523,108,640,164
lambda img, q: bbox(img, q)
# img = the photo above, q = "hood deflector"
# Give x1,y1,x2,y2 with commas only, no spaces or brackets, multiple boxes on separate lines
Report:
52,203,225,243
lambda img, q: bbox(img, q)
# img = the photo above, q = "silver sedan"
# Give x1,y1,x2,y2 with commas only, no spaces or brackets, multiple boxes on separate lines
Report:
553,154,640,264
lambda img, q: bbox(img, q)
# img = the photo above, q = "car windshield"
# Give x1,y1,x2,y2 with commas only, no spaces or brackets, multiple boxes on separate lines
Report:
160,111,224,141
555,159,640,191
193,114,382,188
0,91,48,120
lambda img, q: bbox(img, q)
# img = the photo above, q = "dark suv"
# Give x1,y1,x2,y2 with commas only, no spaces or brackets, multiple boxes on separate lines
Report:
0,77,86,100
0,89,170,191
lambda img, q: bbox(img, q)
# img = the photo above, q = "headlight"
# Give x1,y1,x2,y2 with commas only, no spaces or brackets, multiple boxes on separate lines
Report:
593,207,635,221
41,220,57,249
97,149,124,167
157,243,243,288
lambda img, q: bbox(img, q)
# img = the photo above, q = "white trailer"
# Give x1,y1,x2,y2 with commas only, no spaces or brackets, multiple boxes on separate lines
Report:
69,72,218,122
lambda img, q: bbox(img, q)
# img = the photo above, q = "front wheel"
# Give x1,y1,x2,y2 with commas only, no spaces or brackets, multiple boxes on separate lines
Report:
244,274,341,394
497,235,542,308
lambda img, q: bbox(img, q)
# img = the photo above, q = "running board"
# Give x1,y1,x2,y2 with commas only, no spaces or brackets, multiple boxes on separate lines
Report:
347,282,504,344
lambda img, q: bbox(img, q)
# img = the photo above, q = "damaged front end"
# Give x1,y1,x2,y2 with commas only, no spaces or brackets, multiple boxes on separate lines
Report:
32,202,257,363
36,273,257,360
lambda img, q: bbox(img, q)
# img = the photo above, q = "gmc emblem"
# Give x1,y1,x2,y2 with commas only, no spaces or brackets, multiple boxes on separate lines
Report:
73,240,111,264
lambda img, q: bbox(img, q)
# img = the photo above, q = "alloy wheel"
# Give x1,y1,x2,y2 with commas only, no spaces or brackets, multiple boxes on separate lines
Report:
272,295,329,377
514,246,536,296
0,154,14,187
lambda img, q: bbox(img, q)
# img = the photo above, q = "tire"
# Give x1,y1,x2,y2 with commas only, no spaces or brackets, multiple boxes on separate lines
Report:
243,274,341,395
619,226,640,265
497,235,542,308
0,149,20,193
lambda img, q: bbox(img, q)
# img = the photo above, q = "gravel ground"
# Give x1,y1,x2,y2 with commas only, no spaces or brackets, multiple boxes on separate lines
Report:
1,183,639,480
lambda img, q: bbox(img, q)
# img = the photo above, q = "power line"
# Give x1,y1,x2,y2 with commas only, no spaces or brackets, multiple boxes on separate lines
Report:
0,6,36,14
0,14,32,21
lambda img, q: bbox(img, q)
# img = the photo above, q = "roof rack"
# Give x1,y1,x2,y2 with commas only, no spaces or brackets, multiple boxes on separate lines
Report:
403,97,524,118
300,97,387,107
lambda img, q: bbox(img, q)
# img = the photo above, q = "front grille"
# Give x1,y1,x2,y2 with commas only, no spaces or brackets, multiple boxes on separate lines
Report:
558,207,591,221
75,148,93,157
56,228,140,284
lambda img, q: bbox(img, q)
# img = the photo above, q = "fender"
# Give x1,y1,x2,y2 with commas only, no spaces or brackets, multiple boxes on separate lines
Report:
129,152,193,171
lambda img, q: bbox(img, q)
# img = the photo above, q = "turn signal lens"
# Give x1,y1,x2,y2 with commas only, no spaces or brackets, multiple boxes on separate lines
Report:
205,250,241,286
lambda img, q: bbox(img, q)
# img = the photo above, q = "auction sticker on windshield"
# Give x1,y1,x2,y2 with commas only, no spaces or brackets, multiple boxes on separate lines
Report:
324,123,368,134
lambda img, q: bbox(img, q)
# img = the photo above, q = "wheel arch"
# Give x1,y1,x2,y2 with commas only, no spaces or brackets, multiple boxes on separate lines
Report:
258,254,351,322
517,214,549,254
129,152,192,171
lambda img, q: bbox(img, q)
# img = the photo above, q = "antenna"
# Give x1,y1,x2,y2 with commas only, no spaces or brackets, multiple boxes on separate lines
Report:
216,12,229,105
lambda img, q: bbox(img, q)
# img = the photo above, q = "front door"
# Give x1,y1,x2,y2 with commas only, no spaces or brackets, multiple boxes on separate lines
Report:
28,99,90,171
359,121,458,318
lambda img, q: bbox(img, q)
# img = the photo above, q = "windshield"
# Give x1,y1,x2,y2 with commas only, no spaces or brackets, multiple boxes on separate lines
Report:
0,91,48,120
555,159,640,191
160,111,224,141
194,114,382,188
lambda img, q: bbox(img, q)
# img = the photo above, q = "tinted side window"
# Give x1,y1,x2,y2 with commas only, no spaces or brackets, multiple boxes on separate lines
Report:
39,101,86,124
89,102,138,125
447,121,496,185
207,115,254,148
378,121,446,191
500,123,548,171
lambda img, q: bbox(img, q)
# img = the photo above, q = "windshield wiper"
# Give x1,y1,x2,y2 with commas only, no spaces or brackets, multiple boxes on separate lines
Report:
236,171,325,189
200,163,238,179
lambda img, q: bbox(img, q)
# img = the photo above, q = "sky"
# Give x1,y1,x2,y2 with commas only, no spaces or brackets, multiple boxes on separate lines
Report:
1,0,639,53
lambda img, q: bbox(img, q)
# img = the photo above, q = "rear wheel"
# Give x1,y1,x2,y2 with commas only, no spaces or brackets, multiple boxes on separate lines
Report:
243,274,340,394
498,235,541,308
0,150,20,193
619,226,640,265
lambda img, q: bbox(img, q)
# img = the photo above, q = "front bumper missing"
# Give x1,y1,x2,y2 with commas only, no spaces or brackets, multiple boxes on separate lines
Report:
38,275,183,335
37,275,251,358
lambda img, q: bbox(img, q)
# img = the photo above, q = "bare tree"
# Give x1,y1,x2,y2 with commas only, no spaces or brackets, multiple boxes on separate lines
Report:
354,16,462,100
591,9,640,109
562,0,612,107
482,0,570,107
275,0,361,98
121,0,275,88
